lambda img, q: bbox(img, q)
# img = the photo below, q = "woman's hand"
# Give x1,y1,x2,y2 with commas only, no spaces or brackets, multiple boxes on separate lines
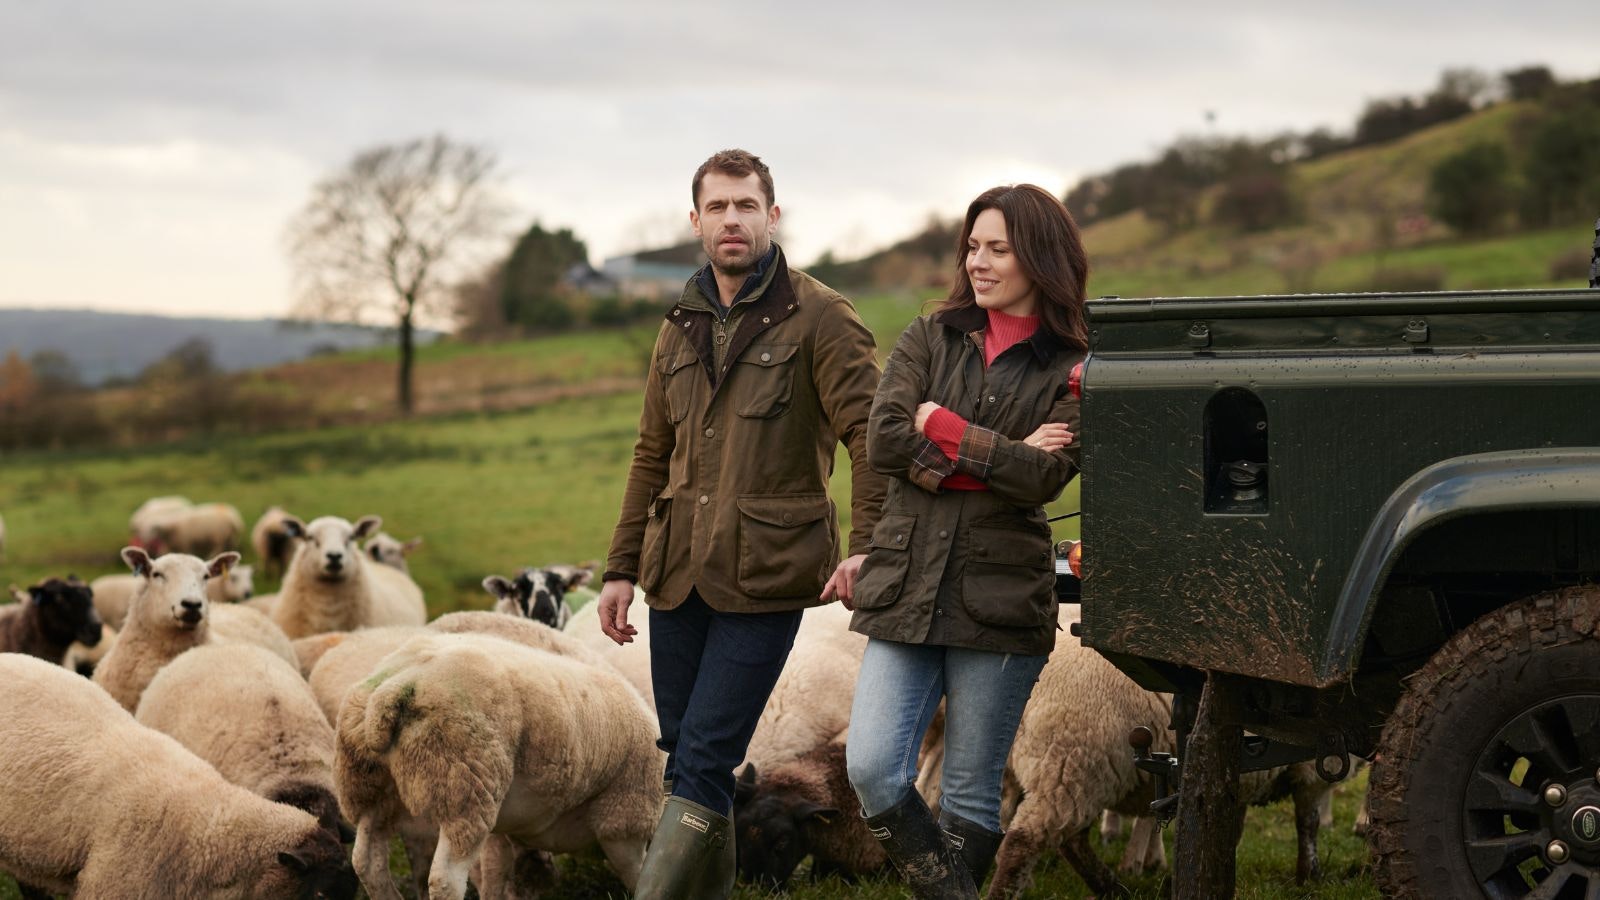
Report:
1023,422,1074,452
914,401,942,434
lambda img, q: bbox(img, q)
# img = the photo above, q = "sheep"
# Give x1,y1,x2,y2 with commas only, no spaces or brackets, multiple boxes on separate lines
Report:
0,653,358,899
96,561,257,631
244,591,280,618
136,643,346,839
293,631,351,678
92,548,240,711
335,632,663,900
481,564,593,630
562,583,654,704
272,514,426,639
0,576,102,665
364,531,423,574
734,740,886,888
308,626,429,726
154,501,247,558
63,624,118,678
128,494,191,554
211,602,301,668
252,505,297,578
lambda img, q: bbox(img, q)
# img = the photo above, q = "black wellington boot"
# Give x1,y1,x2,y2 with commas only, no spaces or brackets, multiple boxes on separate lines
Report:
634,795,735,900
940,808,1005,891
864,792,978,899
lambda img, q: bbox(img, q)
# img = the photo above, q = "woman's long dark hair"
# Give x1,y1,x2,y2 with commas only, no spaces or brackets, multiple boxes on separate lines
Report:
937,184,1089,350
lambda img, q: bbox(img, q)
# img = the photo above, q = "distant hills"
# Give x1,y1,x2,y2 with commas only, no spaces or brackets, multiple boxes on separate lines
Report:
0,308,440,386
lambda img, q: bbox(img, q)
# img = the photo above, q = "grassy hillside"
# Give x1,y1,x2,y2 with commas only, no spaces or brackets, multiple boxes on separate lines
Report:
1084,101,1596,299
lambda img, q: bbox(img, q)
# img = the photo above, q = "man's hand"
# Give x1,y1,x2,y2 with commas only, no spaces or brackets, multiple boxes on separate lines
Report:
597,578,639,646
821,553,868,610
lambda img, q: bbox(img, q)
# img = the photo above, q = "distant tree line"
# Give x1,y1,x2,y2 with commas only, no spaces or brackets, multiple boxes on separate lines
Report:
1063,65,1587,235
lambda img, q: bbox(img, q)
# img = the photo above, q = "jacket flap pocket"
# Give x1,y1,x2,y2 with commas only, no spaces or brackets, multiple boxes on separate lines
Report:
657,350,699,375
738,342,800,367
868,513,917,551
968,527,1052,568
736,494,830,528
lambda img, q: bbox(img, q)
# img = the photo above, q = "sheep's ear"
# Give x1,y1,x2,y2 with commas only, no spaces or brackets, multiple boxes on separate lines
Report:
282,516,306,539
367,544,384,561
402,537,424,555
735,763,759,803
276,849,309,874
482,575,515,601
352,515,382,542
205,551,241,579
549,564,594,591
797,801,840,825
122,546,153,576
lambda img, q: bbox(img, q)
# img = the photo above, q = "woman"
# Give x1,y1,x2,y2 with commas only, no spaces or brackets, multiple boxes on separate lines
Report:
842,184,1087,898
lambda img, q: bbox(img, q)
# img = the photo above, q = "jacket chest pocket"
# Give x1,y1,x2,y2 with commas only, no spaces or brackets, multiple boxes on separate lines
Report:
959,524,1055,628
850,514,916,611
730,342,800,418
658,351,701,425
736,494,834,599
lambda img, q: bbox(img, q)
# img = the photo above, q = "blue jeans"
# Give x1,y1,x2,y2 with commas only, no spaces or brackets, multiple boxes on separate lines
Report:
846,638,1047,832
650,589,804,816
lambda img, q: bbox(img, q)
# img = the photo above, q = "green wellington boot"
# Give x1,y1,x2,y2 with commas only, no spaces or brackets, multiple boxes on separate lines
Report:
864,792,978,900
633,795,735,900
939,808,1004,891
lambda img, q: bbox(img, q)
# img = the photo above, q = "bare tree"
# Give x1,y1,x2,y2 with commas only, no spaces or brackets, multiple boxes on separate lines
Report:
285,134,507,414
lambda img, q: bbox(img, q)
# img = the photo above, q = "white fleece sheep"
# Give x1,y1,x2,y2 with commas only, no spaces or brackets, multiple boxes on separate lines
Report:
210,602,300,668
252,505,296,577
0,653,357,899
128,495,191,551
272,514,426,639
92,548,241,712
156,502,247,558
91,563,251,632
364,531,423,574
136,643,345,837
335,632,663,900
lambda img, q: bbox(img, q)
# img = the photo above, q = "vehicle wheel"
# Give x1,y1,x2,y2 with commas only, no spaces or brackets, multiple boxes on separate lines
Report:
1369,585,1600,899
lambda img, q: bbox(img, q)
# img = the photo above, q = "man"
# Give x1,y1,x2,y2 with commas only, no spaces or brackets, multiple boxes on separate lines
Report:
596,149,886,898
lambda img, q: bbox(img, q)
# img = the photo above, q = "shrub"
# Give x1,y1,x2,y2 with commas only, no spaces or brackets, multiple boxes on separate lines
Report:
1213,173,1297,232
1427,143,1512,235
1548,247,1596,284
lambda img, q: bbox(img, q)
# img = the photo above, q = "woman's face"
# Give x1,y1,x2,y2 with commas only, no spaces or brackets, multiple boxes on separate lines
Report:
967,208,1037,317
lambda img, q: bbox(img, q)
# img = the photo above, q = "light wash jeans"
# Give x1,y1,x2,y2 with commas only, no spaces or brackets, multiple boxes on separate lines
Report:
846,637,1047,832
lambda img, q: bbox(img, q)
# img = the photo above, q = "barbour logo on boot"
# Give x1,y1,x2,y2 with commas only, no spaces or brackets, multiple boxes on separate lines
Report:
680,812,710,833
870,825,892,840
942,829,966,850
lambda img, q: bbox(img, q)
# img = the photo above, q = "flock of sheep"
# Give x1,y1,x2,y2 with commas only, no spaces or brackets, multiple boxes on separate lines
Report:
0,498,1356,899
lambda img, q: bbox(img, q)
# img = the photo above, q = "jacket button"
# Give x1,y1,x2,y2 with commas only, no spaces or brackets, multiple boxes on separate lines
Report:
987,395,997,403
760,352,772,362
673,309,682,316
895,534,905,543
698,495,709,505
935,607,943,616
782,513,793,524
704,427,715,438
939,530,949,539
762,316,771,324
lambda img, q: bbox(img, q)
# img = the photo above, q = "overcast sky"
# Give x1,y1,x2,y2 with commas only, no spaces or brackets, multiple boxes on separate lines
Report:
1,0,1595,320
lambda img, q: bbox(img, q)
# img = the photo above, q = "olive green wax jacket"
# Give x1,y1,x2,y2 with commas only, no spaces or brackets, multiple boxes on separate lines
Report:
849,305,1084,655
604,247,887,613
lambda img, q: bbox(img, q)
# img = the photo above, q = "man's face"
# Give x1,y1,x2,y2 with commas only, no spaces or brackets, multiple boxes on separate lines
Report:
691,172,780,276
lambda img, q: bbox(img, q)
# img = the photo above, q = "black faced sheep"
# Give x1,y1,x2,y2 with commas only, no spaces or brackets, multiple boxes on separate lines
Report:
0,576,102,665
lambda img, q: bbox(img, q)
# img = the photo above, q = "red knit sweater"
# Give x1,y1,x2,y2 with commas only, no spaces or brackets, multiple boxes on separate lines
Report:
923,308,1039,490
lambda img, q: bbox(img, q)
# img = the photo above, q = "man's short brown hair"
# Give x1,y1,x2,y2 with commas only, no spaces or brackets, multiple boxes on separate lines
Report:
692,149,775,210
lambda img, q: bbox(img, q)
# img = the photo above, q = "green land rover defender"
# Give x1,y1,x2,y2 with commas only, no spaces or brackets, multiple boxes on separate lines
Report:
1077,222,1600,898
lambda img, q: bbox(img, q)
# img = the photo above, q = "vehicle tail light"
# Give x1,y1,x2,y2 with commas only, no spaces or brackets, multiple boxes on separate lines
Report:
1066,540,1082,578
1068,361,1084,399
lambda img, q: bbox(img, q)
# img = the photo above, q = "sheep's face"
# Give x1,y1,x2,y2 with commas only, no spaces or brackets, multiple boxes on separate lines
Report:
482,565,587,629
364,532,421,573
29,576,102,647
218,564,254,601
122,548,239,631
732,766,838,888
261,827,359,900
291,516,381,582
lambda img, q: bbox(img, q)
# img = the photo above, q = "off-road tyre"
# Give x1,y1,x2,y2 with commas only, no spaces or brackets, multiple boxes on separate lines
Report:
1369,585,1600,899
